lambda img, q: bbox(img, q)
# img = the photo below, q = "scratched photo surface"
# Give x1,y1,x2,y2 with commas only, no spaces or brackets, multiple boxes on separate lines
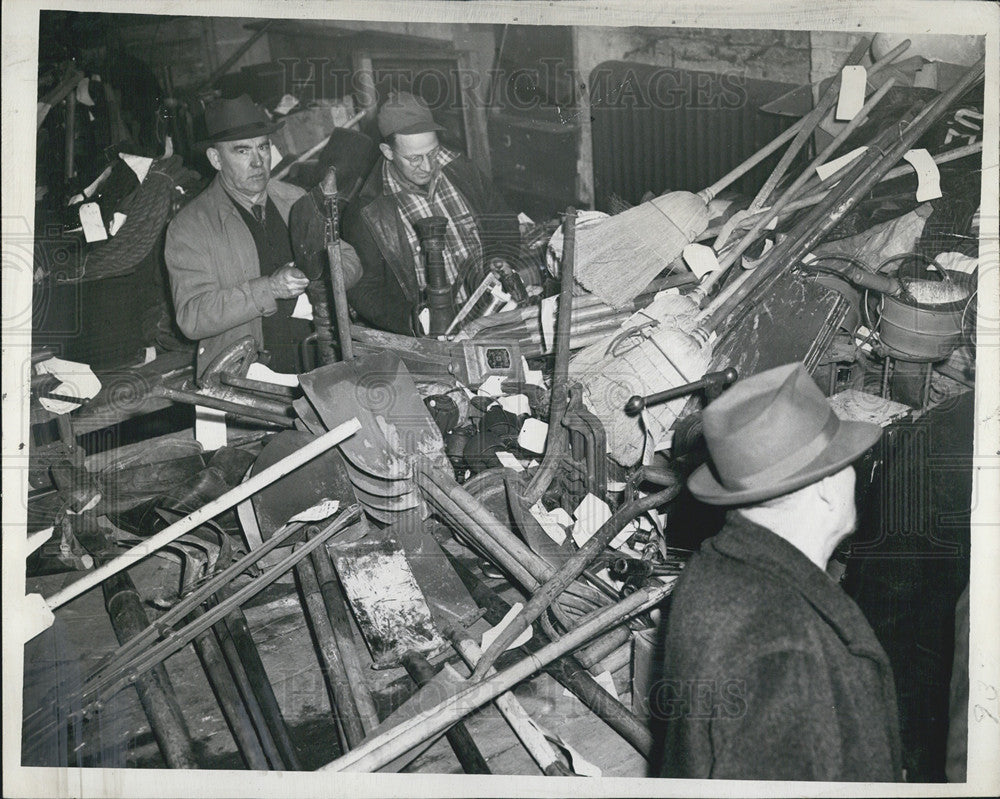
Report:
2,1,998,797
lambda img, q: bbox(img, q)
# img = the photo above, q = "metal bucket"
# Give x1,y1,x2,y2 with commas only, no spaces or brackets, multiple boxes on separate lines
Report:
876,271,974,361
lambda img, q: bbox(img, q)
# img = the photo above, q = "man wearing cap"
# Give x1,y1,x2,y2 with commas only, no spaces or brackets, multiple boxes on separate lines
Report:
343,91,519,334
165,95,362,375
654,362,902,782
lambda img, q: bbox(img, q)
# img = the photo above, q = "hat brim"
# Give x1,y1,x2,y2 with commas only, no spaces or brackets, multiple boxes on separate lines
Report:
386,121,446,137
197,119,284,150
687,419,882,506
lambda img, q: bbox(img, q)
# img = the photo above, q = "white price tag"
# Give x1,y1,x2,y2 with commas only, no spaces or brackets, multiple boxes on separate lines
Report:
816,146,867,182
682,243,721,278
291,292,313,320
836,65,867,121
481,603,533,651
79,202,107,242
903,148,943,202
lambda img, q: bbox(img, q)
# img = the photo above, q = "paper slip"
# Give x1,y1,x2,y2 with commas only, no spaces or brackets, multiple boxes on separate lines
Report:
143,347,157,365
481,603,533,652
36,357,103,414
269,143,283,166
540,295,558,352
609,520,637,550
518,418,548,453
109,212,127,236
418,308,431,335
119,152,153,184
549,507,574,528
79,202,107,242
836,65,867,121
495,451,525,472
527,715,602,778
76,77,95,106
498,394,530,416
595,670,619,700
273,94,299,115
816,146,867,182
517,212,534,225
572,493,612,547
290,499,340,523
682,243,720,278
195,406,227,450
247,361,300,387
291,292,313,320
903,149,943,202
477,374,506,398
530,503,568,544
521,356,545,387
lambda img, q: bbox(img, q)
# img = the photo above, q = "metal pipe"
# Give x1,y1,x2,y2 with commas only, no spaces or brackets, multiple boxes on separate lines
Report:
296,555,364,750
153,385,295,428
308,534,381,734
525,209,577,505
189,607,271,770
214,591,303,770
102,571,198,768
211,614,287,769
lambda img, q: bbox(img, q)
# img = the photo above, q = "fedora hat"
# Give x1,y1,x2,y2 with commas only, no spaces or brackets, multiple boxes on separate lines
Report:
688,362,881,506
197,95,282,149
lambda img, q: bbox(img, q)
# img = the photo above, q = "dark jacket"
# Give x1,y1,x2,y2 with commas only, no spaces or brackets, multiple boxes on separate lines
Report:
342,155,520,334
656,513,902,782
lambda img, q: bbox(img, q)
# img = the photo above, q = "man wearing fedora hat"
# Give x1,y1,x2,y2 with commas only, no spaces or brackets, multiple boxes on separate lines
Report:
165,95,362,375
342,91,520,334
655,362,902,782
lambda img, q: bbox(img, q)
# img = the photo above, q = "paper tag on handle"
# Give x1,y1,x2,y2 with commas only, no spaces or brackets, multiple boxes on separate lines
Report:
836,65,867,121
903,148,943,202
290,499,340,523
816,146,867,182
481,602,533,651
291,292,313,320
79,202,107,242
682,243,720,278
195,406,227,450
540,295,558,353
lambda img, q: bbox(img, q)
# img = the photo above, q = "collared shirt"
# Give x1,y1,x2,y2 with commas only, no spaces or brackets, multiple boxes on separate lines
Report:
224,186,267,223
382,147,482,302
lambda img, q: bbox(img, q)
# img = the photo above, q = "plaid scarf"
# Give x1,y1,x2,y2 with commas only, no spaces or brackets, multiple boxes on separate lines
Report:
382,148,482,302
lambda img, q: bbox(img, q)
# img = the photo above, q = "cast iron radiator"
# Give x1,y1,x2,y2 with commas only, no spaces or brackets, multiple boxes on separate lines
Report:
589,61,802,211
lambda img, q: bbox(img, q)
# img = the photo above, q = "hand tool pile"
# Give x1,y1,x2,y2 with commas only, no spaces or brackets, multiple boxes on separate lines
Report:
22,39,985,778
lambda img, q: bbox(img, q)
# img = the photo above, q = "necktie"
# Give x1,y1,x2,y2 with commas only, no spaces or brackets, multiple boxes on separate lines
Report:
252,204,264,225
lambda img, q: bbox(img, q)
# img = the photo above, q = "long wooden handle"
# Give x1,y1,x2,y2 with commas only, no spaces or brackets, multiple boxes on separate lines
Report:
450,634,563,773
321,581,674,773
697,142,983,241
697,76,898,298
44,419,361,612
273,109,367,181
697,38,909,204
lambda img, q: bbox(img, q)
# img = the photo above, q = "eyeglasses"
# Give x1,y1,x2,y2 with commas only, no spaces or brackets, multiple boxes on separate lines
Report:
395,146,441,167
